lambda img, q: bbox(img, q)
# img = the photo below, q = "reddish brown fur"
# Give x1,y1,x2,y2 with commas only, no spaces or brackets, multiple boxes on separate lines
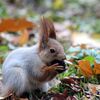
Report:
39,17,56,51
46,18,56,39
37,65,58,82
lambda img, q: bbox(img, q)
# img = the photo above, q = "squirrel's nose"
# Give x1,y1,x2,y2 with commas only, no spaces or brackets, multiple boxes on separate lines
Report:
62,55,66,60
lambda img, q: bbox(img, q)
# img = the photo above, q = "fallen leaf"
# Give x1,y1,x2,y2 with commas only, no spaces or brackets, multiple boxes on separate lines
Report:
94,62,100,74
18,30,29,46
83,56,95,64
66,96,76,100
80,44,87,49
61,77,82,94
20,98,28,100
61,77,76,85
53,93,66,100
78,60,93,77
78,60,100,77
0,18,36,32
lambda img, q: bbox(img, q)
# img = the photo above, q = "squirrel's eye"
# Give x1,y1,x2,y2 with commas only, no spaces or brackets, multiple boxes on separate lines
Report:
50,48,55,53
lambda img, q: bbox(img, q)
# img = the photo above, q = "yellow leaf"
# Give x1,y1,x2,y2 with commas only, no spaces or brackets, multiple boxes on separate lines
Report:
78,60,93,77
18,30,29,46
53,0,64,10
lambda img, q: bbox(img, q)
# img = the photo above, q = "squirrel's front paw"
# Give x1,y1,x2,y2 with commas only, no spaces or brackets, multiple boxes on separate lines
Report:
42,64,64,73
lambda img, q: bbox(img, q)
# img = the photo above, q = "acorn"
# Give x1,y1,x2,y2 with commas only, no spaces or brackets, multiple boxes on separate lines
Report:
50,60,66,73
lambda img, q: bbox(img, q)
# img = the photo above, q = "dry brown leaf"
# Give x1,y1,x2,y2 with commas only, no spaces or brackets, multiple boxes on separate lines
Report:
80,44,87,49
19,98,28,100
94,62,100,74
0,18,36,32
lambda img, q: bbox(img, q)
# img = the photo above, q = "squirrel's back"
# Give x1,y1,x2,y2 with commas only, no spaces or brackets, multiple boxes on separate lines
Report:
3,44,44,69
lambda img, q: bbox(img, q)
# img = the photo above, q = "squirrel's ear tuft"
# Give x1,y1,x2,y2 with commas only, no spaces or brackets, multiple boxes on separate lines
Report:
39,17,49,50
39,17,56,51
47,19,56,39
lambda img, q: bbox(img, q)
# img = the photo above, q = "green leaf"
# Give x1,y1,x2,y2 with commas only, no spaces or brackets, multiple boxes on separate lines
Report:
83,56,95,64
0,45,9,52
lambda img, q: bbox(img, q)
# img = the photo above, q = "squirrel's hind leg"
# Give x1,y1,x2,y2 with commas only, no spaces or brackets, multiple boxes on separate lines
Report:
1,67,28,97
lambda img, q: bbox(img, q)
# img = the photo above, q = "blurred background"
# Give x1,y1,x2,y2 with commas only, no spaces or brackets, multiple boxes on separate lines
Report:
0,1,100,99
0,0,100,69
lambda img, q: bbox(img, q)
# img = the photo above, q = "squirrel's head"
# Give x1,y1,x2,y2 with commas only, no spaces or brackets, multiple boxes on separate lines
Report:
38,17,66,64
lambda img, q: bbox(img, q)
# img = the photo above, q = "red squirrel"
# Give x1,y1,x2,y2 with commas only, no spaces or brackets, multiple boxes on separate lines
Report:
0,17,66,97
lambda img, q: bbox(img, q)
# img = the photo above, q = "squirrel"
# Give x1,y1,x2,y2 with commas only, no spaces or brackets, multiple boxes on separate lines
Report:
0,17,66,97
